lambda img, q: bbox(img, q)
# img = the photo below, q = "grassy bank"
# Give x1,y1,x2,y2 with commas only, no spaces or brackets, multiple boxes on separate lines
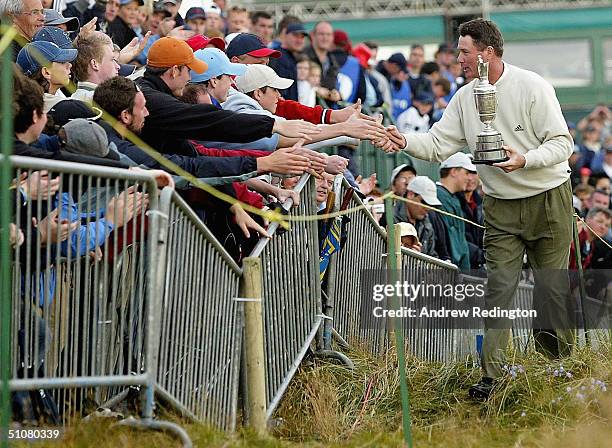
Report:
13,338,612,447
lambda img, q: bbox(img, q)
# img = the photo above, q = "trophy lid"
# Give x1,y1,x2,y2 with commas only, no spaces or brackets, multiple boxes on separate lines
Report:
477,55,489,84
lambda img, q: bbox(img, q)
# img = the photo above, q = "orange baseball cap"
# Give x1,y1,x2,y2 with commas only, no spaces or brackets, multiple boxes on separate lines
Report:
147,37,208,74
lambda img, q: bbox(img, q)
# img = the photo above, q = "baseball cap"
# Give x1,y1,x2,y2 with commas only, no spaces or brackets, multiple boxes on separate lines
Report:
47,99,103,129
390,163,417,185
333,30,351,53
120,0,144,6
398,222,419,239
352,43,373,69
190,48,247,83
438,42,455,53
185,7,206,21
234,64,293,94
203,3,221,15
186,34,225,52
33,26,73,50
44,9,80,32
407,176,441,206
440,152,477,173
225,33,281,60
388,52,407,72
17,41,77,76
147,37,208,73
414,91,434,104
62,119,120,160
162,0,177,4
286,23,308,35
118,63,137,76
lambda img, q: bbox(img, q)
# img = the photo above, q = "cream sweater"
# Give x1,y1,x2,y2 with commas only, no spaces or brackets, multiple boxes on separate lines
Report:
403,62,573,199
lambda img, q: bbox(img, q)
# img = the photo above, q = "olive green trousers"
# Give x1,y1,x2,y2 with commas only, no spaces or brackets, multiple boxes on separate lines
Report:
481,179,575,378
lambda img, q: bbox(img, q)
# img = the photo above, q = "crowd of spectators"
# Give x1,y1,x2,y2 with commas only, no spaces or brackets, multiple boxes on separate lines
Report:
2,1,611,420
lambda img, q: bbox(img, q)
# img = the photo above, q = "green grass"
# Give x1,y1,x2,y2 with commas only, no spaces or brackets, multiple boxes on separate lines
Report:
12,337,612,447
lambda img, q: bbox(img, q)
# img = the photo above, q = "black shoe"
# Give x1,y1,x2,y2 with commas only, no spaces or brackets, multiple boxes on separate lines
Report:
468,377,494,400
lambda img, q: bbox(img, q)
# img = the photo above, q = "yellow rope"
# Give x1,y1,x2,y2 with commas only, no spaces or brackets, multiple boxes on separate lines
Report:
573,212,612,250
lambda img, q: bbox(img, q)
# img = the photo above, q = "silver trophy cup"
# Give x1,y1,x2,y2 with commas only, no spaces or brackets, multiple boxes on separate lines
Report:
472,55,508,164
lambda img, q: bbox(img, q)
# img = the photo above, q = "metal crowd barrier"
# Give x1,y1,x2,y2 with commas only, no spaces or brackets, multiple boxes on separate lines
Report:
400,248,467,363
6,155,164,425
325,178,389,355
247,174,323,418
155,188,243,431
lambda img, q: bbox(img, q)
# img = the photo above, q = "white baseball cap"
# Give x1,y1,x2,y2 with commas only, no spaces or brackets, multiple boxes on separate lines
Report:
407,176,441,206
440,152,477,173
234,65,294,94
398,222,418,239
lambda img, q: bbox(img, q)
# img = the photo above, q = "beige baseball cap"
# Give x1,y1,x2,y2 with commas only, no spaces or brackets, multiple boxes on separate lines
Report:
234,65,294,94
398,222,418,239
407,176,441,206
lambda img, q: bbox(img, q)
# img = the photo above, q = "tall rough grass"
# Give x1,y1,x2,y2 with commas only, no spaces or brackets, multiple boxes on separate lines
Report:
13,336,612,447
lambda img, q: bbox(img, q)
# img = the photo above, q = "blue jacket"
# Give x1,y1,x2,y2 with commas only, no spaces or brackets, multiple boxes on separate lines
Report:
268,47,299,101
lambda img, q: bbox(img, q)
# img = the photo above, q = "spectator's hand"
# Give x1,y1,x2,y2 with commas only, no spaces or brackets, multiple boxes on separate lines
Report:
409,241,423,252
257,140,311,175
119,32,152,64
230,203,270,239
342,112,387,141
89,246,103,262
383,125,407,152
130,167,175,189
272,187,300,208
20,170,61,200
105,186,148,228
357,173,377,196
9,223,24,249
328,89,342,102
492,146,526,173
325,155,349,175
35,209,79,246
168,26,195,41
298,148,327,173
78,17,97,39
330,100,362,123
273,119,321,140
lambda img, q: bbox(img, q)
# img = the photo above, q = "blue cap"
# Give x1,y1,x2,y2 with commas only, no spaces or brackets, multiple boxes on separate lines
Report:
120,0,144,5
17,41,78,76
190,48,247,83
415,91,434,104
388,52,407,72
285,23,308,35
185,7,206,21
119,63,137,77
225,33,281,60
33,26,73,50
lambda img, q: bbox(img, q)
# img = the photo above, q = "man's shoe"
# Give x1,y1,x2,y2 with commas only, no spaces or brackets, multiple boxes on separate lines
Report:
468,377,494,400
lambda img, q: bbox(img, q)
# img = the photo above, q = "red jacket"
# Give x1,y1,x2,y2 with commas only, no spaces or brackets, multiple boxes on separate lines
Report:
190,140,266,209
276,99,333,124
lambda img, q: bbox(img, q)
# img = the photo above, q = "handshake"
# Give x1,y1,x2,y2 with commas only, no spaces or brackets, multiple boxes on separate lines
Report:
371,125,407,153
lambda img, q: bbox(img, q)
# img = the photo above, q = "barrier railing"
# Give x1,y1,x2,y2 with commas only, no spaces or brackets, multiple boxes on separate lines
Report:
156,188,243,431
247,174,323,418
325,178,389,355
6,155,164,426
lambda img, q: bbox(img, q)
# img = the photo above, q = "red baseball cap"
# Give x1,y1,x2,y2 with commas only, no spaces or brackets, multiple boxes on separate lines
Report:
186,34,226,52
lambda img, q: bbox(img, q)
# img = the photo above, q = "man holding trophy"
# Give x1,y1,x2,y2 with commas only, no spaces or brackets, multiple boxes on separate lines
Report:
379,18,575,399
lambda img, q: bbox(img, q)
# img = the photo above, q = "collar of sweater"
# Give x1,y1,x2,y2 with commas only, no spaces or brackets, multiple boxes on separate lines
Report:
140,71,174,96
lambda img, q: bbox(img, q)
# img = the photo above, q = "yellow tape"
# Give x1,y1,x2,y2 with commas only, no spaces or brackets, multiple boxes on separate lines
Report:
574,213,612,251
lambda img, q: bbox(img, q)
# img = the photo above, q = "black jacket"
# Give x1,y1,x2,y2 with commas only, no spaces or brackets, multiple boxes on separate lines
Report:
268,47,299,101
100,121,258,180
136,72,275,155
107,16,137,49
